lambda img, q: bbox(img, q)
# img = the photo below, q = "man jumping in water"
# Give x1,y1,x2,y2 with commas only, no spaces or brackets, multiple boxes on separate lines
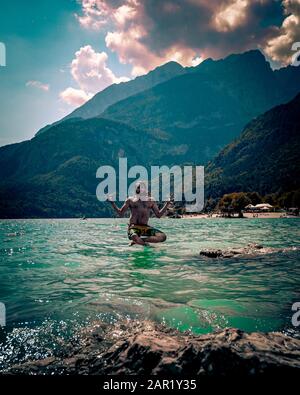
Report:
108,181,172,245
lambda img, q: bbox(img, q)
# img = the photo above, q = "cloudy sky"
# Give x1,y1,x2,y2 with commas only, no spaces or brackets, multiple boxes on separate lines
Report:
0,0,299,146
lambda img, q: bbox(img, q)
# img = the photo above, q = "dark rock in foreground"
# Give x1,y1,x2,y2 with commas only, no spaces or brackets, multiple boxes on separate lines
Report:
199,243,298,258
6,321,300,376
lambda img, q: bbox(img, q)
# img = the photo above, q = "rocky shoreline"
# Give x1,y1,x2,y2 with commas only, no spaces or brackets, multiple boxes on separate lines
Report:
5,320,300,376
199,243,298,258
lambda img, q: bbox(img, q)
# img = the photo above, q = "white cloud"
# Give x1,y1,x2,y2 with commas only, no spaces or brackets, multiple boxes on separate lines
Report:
60,45,129,106
105,26,161,76
26,80,50,91
113,3,137,27
264,0,300,65
75,0,111,30
70,45,129,92
76,0,297,73
76,0,138,30
105,26,203,76
78,0,205,76
191,56,204,67
59,87,93,106
214,0,249,32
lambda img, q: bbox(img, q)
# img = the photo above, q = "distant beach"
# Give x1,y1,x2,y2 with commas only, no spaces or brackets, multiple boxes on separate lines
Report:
181,212,298,219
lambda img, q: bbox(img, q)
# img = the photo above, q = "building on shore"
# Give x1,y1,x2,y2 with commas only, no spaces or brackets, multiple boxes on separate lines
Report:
245,203,274,212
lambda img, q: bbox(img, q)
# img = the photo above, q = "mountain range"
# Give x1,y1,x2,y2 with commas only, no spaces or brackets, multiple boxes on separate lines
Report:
39,50,300,164
205,93,300,199
0,118,170,218
102,50,300,163
0,50,299,217
36,61,186,135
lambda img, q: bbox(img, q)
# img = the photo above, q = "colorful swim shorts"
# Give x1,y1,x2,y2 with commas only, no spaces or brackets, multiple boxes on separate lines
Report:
127,225,163,240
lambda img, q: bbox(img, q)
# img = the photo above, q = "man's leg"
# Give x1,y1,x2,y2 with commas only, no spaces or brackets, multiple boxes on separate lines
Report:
128,227,149,246
131,234,148,246
144,231,167,243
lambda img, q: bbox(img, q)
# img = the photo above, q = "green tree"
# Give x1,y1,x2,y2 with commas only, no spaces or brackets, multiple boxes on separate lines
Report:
219,192,251,217
246,192,262,205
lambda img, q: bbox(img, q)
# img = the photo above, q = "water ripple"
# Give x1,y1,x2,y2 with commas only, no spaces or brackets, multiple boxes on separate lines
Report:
0,218,299,367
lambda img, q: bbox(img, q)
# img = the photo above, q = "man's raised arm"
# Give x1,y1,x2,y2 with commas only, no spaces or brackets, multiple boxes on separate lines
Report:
151,200,172,218
108,197,130,217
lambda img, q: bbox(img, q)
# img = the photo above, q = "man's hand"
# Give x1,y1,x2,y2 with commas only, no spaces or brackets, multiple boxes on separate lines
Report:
166,197,174,207
108,197,130,217
152,198,173,218
107,194,115,203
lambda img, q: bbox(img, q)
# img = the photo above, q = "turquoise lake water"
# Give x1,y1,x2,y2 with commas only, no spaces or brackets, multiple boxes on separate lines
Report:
0,218,299,368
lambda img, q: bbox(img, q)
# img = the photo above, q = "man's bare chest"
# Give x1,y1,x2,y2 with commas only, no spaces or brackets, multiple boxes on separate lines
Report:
130,200,151,211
